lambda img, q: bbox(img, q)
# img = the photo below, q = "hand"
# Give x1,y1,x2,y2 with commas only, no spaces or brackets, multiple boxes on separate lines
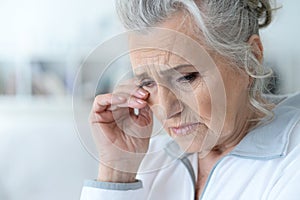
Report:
89,79,153,182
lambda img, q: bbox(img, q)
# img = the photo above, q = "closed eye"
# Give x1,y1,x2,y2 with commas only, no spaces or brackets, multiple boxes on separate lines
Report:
138,80,156,88
176,72,200,83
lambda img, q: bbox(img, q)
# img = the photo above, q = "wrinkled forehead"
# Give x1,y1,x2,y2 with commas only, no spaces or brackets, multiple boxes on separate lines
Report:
128,28,182,59
128,28,214,74
130,48,189,72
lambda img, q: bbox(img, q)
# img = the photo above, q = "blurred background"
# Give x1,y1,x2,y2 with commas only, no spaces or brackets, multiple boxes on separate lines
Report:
0,0,299,199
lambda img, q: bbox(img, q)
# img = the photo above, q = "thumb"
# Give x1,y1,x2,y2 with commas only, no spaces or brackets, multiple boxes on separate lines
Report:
134,105,153,127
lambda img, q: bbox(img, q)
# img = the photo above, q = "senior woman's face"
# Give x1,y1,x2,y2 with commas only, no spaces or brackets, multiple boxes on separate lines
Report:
129,13,250,154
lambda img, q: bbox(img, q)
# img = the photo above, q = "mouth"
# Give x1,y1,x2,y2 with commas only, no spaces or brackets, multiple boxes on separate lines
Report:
169,122,201,137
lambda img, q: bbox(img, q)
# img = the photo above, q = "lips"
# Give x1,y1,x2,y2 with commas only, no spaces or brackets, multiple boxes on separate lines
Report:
170,122,200,136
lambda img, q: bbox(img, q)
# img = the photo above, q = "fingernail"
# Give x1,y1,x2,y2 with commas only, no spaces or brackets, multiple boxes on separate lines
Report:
138,90,147,96
136,99,145,104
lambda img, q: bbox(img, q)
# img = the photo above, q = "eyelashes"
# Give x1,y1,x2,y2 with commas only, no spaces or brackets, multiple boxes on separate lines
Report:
138,80,156,88
176,72,200,83
138,72,201,89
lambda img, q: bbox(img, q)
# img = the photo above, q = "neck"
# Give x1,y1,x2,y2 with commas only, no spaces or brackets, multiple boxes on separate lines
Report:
195,104,263,199
215,103,261,153
198,145,233,173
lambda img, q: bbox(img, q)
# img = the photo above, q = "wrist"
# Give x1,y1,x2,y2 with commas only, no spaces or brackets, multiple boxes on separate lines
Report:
97,164,137,183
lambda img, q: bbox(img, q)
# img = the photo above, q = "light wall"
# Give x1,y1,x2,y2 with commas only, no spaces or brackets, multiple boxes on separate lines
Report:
261,0,300,94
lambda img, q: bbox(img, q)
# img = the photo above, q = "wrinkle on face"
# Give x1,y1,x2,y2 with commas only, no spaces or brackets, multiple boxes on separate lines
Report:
127,11,252,154
128,33,217,153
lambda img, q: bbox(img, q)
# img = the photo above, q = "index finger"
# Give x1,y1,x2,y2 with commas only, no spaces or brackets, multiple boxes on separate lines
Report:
93,94,126,113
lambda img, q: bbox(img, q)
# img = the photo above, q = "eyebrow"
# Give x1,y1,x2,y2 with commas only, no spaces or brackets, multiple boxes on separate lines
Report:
135,64,193,79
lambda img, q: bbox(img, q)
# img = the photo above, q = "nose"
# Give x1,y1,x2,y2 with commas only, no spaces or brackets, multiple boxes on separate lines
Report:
151,85,183,119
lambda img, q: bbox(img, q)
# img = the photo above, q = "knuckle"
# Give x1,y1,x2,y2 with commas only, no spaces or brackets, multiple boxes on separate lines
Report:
95,94,110,102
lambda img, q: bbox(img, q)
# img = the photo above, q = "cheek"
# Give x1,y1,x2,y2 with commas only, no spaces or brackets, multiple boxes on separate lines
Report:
192,79,226,131
183,85,212,121
196,94,212,120
220,67,249,104
199,101,211,117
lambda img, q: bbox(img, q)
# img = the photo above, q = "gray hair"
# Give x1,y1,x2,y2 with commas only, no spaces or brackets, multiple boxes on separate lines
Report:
115,0,274,120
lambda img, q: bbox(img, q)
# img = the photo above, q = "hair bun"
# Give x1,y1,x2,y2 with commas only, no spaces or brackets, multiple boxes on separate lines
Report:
246,0,272,28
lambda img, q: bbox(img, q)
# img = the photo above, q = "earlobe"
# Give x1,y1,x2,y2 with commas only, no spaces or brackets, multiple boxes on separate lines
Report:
247,34,264,63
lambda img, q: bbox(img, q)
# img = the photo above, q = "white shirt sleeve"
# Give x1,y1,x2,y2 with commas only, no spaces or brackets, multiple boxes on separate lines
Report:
79,134,174,200
80,180,146,200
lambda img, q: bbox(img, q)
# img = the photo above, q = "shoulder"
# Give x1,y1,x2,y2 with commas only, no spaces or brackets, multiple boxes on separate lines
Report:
285,115,300,155
276,92,300,108
231,92,300,159
264,92,300,157
267,94,300,199
273,92,300,152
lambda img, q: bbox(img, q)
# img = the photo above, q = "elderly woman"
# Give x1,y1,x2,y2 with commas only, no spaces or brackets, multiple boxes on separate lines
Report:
81,0,300,199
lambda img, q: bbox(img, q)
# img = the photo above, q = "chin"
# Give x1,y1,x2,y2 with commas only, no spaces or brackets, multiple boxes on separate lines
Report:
173,134,205,153
172,129,220,155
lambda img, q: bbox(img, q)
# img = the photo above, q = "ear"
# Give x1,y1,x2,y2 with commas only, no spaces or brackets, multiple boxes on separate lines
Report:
247,34,264,63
